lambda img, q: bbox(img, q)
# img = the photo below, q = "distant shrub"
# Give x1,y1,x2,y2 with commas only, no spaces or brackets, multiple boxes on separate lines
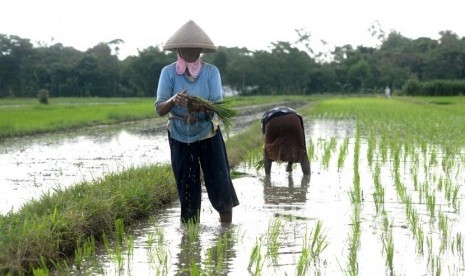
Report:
37,89,50,104
403,79,465,96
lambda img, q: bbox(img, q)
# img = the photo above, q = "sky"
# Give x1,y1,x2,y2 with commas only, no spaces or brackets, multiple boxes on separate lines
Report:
2,0,464,59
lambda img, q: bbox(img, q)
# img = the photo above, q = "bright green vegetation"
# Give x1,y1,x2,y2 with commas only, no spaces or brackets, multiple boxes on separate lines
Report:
0,96,294,274
3,95,465,275
0,98,156,138
0,164,177,275
303,96,465,148
305,96,465,275
0,96,310,138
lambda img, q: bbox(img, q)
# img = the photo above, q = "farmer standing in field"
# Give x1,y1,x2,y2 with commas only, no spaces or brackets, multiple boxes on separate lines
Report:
155,20,239,224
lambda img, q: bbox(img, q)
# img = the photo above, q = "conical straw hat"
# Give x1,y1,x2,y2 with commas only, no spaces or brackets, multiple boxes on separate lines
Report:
163,20,217,53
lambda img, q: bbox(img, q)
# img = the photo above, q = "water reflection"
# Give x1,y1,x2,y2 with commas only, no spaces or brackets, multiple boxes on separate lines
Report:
3,113,370,274
0,120,170,214
0,116,355,215
175,224,237,275
262,174,310,205
176,227,202,274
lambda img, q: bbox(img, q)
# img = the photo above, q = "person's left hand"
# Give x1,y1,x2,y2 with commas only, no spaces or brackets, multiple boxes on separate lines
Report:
172,89,188,107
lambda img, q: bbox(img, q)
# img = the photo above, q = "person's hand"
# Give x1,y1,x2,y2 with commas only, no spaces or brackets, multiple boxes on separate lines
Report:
170,89,188,107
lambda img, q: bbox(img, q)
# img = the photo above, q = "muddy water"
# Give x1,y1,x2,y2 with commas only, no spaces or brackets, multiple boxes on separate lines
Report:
78,117,465,276
0,103,273,214
2,111,465,275
0,120,168,214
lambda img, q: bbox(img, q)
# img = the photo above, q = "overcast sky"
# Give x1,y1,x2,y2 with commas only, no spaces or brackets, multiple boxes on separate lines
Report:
2,0,464,59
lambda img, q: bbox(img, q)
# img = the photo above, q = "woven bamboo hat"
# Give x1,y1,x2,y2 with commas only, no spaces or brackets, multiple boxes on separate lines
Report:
163,20,217,53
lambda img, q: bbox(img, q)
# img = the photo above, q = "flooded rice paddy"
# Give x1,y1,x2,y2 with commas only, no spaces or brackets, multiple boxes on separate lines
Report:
1,113,465,275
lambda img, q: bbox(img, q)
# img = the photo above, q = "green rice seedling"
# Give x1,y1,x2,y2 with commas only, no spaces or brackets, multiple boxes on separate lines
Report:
32,268,49,276
426,235,433,261
155,247,169,274
266,217,283,265
203,230,234,275
429,148,438,167
248,237,264,276
437,176,444,192
296,221,328,275
243,147,263,170
98,219,130,271
146,232,155,249
186,95,237,136
74,240,85,271
443,177,452,202
154,225,165,244
350,124,362,204
113,241,124,271
438,212,449,253
372,163,385,213
428,255,442,276
113,218,126,269
115,218,125,246
189,258,202,276
379,135,389,164
379,209,394,274
382,227,394,275
426,192,436,217
74,236,96,270
337,137,350,170
309,220,328,261
415,226,425,255
126,235,134,260
350,169,361,204
307,138,316,162
203,246,214,275
322,137,337,169
34,256,50,276
186,219,200,243
451,185,460,210
102,232,111,256
381,210,389,234
346,205,361,276
452,233,465,265
366,131,376,168
456,233,463,256
410,158,420,191
147,228,169,276
212,236,227,274
403,196,423,254
296,242,311,276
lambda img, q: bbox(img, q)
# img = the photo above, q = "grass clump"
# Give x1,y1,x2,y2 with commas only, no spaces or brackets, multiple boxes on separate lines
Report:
0,164,177,275
225,121,263,168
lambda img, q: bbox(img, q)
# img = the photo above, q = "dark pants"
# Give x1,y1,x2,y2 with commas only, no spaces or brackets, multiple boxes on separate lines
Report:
168,128,239,222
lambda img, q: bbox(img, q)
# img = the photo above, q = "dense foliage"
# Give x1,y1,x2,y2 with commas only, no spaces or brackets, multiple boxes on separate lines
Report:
1,30,465,98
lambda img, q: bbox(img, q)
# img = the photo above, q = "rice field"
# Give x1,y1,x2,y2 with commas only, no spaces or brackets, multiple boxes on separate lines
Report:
4,96,465,275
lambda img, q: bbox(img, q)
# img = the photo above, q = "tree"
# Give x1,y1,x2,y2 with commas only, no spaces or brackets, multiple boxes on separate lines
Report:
76,43,120,97
121,46,174,97
0,34,34,97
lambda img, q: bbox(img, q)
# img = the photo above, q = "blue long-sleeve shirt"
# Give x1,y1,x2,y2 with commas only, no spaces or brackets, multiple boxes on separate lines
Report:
155,62,223,143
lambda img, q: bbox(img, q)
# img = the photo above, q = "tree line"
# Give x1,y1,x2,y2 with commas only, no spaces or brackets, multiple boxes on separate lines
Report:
1,29,465,98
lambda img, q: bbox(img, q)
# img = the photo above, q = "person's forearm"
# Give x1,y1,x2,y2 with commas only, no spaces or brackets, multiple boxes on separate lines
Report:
156,90,188,116
156,97,175,116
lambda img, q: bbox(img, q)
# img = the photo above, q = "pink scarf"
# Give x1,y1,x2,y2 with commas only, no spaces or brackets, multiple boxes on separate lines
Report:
176,53,202,78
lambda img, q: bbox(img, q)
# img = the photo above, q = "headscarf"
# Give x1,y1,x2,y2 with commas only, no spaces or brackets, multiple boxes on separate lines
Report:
176,52,202,78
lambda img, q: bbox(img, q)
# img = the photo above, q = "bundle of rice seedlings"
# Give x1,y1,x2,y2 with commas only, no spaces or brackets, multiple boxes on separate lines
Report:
186,95,237,135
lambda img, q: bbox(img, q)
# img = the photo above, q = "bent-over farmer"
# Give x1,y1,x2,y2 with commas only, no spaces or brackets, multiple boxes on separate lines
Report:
261,106,311,175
